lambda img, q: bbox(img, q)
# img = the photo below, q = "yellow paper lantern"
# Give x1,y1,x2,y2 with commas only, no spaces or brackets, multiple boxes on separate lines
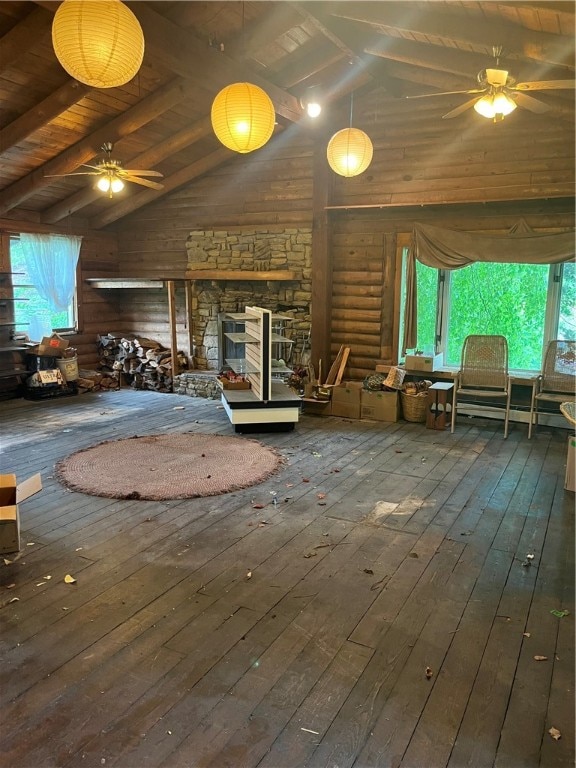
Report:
52,0,145,88
211,83,276,153
327,127,373,177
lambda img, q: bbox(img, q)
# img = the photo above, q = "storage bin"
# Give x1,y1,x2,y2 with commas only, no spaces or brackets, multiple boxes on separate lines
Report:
56,356,79,381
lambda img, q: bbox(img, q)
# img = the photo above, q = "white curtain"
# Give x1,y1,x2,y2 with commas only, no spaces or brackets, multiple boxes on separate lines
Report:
20,233,82,312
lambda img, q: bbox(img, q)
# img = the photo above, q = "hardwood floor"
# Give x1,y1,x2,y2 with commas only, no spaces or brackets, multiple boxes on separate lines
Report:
0,388,574,768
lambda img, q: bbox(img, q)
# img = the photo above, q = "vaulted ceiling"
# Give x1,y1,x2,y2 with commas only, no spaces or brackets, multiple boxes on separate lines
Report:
0,1,574,231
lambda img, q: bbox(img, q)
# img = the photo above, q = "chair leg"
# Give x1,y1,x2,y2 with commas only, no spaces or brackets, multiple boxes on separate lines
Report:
528,385,538,439
451,378,458,433
503,386,511,439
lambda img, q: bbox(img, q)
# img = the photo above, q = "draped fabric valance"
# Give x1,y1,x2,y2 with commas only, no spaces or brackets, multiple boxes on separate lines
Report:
402,220,575,354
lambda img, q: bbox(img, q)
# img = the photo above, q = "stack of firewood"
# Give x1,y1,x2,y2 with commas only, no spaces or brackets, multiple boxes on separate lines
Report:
97,334,188,392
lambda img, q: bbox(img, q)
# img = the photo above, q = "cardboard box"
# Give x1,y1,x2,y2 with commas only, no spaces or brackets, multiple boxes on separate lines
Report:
217,376,251,390
331,381,362,419
405,353,443,373
0,473,43,554
37,333,69,357
566,436,575,492
360,389,400,422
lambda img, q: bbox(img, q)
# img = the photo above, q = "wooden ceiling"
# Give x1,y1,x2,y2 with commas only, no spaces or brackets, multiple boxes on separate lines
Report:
0,1,574,231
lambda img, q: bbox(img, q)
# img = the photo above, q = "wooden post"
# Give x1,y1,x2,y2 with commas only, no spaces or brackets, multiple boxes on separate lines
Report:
311,130,333,377
167,280,178,378
184,279,195,367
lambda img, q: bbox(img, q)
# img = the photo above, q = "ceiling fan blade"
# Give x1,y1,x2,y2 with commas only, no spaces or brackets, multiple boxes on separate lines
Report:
120,169,164,177
406,88,484,100
45,171,99,178
442,96,480,119
125,176,164,190
512,92,552,113
514,80,576,91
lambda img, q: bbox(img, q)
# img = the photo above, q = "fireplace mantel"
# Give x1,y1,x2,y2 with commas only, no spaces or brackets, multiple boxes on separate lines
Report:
185,270,297,281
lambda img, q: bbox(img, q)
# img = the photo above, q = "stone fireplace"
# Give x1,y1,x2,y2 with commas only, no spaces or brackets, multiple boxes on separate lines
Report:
185,228,312,371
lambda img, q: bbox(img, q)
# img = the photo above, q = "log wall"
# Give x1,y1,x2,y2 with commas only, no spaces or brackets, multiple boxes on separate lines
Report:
4,92,574,383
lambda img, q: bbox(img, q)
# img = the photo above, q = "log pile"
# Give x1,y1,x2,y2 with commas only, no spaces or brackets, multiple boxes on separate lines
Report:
97,334,189,392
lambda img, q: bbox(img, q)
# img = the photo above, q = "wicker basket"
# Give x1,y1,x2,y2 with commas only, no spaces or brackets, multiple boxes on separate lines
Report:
400,391,429,423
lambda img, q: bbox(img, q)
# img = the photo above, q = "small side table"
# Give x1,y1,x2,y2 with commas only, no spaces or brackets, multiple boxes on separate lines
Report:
426,382,454,430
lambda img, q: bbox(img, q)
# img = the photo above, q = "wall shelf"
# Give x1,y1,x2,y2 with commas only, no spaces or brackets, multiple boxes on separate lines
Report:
85,278,166,289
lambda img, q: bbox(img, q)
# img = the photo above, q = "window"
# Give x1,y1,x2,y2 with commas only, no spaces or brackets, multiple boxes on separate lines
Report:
9,235,78,340
399,246,575,371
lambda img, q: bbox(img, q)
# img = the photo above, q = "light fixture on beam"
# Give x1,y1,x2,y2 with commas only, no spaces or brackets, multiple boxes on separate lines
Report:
211,82,276,153
474,90,517,121
326,93,373,177
300,87,322,118
52,0,145,88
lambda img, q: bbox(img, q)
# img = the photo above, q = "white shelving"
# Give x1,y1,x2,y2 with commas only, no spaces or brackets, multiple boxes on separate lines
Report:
221,306,300,432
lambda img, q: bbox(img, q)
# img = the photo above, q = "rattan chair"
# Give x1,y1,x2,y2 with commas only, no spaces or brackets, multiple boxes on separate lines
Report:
451,334,511,438
528,339,576,438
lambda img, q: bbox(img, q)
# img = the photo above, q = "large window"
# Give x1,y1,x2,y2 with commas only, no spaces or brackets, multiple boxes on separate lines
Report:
399,248,575,371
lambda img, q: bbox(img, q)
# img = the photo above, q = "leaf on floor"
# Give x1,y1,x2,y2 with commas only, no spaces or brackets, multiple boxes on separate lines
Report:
550,609,569,618
425,666,433,679
303,551,318,558
317,493,326,499
533,655,548,661
64,574,77,584
548,727,561,741
363,568,374,575
245,570,252,580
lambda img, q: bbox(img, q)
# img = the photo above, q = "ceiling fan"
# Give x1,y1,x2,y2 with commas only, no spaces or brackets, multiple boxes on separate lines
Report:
406,48,575,121
47,142,164,196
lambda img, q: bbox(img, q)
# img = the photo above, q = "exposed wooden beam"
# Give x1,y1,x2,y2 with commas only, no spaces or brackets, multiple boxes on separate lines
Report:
127,3,303,124
366,39,509,80
89,147,234,230
0,79,92,154
0,78,193,215
0,6,52,73
324,1,574,69
42,117,214,224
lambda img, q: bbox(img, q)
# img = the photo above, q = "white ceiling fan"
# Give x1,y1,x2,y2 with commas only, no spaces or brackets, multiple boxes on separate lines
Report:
47,142,164,196
406,47,575,121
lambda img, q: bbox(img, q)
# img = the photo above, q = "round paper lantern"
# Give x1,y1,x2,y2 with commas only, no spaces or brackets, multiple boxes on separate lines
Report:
326,127,373,177
211,83,276,153
52,0,145,88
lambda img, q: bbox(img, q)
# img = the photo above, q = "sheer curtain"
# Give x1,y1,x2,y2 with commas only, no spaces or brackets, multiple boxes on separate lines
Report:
402,221,574,354
20,233,82,312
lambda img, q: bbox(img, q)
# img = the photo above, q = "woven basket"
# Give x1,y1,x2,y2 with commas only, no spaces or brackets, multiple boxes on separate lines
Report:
400,391,429,423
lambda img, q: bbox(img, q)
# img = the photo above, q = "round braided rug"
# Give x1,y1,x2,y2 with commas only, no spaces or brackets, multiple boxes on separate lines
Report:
56,433,284,500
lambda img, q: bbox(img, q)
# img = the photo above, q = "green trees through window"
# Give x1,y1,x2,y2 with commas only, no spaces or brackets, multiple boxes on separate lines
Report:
401,250,575,371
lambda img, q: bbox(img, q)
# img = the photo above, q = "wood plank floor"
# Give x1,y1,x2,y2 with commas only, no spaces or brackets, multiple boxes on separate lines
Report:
0,388,574,768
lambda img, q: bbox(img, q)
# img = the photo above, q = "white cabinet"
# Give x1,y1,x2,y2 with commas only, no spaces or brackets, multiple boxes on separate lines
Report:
220,306,300,432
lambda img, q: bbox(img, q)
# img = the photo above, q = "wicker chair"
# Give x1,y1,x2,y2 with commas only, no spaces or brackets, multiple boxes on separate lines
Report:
451,335,511,438
528,339,576,438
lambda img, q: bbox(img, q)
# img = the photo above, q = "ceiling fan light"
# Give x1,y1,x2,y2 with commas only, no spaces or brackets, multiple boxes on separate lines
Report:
110,177,125,193
52,0,145,89
493,91,517,116
96,176,111,192
326,127,373,177
474,95,496,119
211,82,276,153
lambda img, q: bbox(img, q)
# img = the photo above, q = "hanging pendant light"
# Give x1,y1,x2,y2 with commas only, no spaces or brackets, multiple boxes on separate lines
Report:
52,0,145,88
327,128,373,177
211,82,276,153
327,93,373,177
